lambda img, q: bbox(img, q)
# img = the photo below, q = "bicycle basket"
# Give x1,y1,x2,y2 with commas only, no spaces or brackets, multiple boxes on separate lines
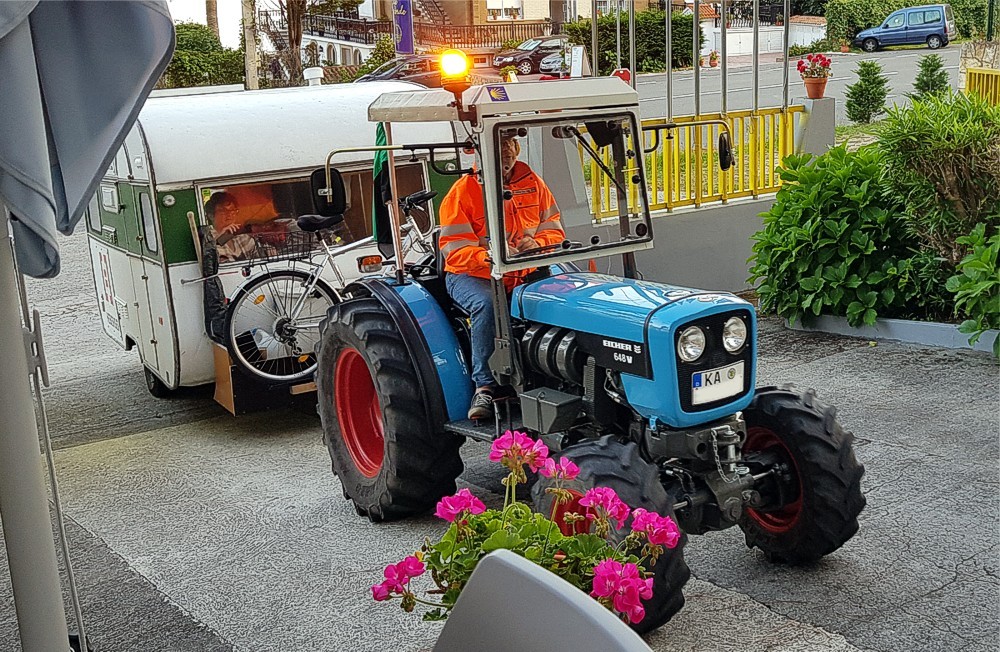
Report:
247,229,319,265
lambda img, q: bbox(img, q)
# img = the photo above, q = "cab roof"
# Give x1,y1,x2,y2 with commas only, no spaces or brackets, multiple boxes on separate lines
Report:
368,77,640,124
138,81,455,186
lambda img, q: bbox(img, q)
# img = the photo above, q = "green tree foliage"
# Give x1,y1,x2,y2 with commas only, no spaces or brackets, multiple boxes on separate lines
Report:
160,22,244,88
908,54,950,101
948,0,993,38
309,0,365,13
791,0,828,16
845,60,889,124
826,0,907,40
878,91,1000,265
563,10,702,75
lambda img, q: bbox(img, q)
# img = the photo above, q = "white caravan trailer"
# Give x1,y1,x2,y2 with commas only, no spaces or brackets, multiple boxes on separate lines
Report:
84,81,456,412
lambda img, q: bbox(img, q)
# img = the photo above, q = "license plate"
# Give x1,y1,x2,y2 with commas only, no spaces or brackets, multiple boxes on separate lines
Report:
692,361,745,405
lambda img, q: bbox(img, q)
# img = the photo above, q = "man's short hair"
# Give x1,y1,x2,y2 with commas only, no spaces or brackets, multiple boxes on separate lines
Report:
204,191,237,219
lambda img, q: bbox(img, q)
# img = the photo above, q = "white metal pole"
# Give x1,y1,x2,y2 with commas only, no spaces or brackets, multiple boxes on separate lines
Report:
628,0,636,89
752,0,759,112
694,0,701,116
592,0,599,76
0,208,72,652
616,0,622,69
382,123,407,285
782,0,790,109
721,0,728,114
666,0,673,120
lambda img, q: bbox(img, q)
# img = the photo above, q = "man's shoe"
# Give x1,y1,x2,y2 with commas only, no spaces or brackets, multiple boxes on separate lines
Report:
468,389,494,421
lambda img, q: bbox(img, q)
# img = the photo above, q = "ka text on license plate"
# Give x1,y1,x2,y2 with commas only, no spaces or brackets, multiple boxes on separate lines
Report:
691,361,745,405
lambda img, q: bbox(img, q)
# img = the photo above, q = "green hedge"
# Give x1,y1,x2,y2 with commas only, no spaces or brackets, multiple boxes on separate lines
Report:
827,0,991,40
826,0,907,41
563,10,702,75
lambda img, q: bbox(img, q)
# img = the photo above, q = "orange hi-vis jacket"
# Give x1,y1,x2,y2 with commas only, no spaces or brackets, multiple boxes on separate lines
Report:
438,161,564,289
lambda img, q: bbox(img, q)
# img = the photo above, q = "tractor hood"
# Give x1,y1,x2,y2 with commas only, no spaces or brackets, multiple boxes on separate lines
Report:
512,273,748,342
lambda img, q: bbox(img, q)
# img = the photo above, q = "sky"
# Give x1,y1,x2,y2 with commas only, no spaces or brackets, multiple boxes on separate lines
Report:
165,0,250,48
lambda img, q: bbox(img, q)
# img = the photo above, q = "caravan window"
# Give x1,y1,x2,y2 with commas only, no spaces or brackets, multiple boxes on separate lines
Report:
87,194,101,232
139,192,158,253
201,164,428,264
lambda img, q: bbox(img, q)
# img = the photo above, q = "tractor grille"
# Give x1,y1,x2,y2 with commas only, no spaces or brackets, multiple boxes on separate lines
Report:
675,308,754,413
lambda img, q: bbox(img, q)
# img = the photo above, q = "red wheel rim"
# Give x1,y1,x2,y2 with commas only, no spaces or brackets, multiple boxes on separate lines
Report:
334,348,384,478
551,489,591,536
744,426,802,533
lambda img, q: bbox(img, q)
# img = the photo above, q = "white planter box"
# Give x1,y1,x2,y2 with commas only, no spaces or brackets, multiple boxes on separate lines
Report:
785,315,999,354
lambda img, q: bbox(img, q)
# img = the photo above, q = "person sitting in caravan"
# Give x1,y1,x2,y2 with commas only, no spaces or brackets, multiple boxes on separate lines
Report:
205,191,257,263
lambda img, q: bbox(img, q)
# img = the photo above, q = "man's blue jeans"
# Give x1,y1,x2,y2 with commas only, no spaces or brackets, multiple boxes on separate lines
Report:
446,273,495,389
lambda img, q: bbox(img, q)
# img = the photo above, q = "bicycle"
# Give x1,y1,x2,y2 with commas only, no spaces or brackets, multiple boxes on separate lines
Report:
224,190,437,384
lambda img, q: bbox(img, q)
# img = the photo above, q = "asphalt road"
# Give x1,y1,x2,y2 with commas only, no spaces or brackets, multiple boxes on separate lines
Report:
1,227,997,652
634,47,963,124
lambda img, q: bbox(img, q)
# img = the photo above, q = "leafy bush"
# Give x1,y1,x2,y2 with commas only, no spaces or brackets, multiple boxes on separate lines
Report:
947,224,1000,355
878,91,1000,265
501,38,522,51
949,0,992,38
788,38,839,57
907,54,950,101
791,0,828,16
845,60,889,124
564,10,701,75
160,22,244,88
749,146,923,327
826,0,907,40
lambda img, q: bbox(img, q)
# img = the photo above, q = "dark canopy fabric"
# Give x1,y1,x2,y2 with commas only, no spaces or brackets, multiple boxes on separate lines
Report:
0,0,174,278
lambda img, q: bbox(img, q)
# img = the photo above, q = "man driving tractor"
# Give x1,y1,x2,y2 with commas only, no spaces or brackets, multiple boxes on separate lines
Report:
438,129,566,420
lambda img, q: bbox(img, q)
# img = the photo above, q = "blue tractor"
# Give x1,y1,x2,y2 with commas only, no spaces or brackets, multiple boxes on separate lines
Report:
312,73,865,633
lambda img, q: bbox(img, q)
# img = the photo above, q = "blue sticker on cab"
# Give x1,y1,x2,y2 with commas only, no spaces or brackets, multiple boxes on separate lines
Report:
486,85,509,102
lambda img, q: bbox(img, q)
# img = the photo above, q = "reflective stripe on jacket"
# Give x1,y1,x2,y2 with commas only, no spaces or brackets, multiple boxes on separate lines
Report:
438,161,563,289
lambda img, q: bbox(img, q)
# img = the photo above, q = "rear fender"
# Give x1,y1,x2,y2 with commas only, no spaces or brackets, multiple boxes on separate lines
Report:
349,278,472,424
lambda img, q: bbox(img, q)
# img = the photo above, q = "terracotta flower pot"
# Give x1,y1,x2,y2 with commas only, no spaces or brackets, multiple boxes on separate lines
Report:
710,59,718,67
840,44,850,53
803,76,828,99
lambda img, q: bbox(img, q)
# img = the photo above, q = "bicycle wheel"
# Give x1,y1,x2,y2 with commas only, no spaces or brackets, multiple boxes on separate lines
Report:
225,269,340,383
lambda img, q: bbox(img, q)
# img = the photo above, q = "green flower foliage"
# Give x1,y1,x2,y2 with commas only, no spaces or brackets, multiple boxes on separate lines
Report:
563,10,701,75
160,22,243,88
826,0,907,40
946,224,1000,355
845,60,890,124
749,146,921,327
907,54,950,101
878,91,1000,265
337,35,395,83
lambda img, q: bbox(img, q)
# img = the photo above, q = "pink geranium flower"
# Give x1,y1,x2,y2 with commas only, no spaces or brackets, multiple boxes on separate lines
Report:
489,430,549,473
539,457,580,481
371,555,426,601
591,558,653,624
579,487,631,530
434,488,486,523
631,508,682,548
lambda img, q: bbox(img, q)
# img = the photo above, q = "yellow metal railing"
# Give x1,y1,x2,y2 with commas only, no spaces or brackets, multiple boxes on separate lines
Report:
967,68,1000,105
586,106,805,219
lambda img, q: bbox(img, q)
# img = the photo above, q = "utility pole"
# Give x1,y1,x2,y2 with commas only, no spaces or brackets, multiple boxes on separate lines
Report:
242,0,260,90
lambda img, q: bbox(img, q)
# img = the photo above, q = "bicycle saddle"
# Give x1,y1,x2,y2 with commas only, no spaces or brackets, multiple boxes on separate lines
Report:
296,214,342,232
401,189,437,209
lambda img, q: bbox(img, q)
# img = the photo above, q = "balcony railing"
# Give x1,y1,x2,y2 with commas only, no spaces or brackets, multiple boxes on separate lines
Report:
413,20,555,50
302,14,393,45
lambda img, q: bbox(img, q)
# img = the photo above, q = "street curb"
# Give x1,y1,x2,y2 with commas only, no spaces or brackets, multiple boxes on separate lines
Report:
785,315,999,354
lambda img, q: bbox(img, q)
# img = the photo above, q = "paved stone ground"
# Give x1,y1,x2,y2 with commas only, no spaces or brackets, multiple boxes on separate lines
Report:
1,228,997,651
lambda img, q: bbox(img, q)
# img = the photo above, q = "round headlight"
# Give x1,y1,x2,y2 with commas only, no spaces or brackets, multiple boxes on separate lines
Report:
677,326,706,362
723,316,748,352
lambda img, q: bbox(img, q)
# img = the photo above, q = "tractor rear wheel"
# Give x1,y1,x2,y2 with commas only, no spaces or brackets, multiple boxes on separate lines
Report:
316,297,463,522
532,436,690,634
739,385,866,564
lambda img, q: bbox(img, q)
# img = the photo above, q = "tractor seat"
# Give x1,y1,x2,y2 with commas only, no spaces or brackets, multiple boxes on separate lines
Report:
296,214,342,232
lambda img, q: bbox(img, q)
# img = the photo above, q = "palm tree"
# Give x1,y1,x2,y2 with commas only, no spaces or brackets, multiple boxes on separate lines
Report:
206,0,220,39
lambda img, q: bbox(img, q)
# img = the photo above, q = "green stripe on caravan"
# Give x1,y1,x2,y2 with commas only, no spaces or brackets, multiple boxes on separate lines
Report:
157,189,199,264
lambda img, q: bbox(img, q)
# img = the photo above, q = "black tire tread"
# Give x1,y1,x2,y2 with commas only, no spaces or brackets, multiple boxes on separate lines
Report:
740,384,866,564
316,298,463,521
532,436,690,635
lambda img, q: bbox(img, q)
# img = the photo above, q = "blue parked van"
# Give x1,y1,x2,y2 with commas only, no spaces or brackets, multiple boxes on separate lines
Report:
854,4,957,52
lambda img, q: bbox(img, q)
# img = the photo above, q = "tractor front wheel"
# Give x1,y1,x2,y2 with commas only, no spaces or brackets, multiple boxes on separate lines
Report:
740,385,866,564
532,436,690,634
316,297,463,522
